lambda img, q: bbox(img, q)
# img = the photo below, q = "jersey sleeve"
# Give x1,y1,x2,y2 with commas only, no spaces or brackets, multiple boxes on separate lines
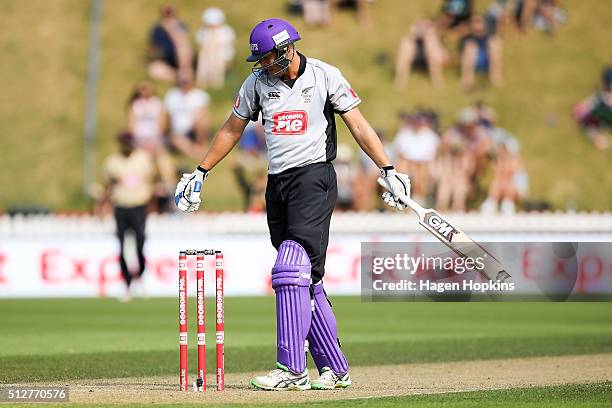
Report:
232,75,260,121
327,66,361,114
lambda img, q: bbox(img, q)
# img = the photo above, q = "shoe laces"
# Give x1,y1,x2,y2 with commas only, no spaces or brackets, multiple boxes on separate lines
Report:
267,368,286,379
319,368,338,382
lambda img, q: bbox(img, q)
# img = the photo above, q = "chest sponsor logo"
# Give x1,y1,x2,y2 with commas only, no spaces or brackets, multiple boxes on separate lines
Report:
268,91,281,99
272,110,308,135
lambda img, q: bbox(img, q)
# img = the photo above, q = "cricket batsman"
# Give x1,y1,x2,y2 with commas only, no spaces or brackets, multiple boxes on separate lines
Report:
175,18,410,390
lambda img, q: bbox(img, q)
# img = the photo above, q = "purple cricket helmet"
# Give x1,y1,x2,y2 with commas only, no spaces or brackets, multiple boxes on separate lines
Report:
246,18,301,62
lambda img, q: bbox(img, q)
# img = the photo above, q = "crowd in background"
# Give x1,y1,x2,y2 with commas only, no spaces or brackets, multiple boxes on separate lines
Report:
394,0,566,91
97,4,236,217
96,0,610,221
81,0,607,300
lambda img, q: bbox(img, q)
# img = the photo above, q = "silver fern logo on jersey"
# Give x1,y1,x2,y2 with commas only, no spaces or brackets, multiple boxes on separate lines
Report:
301,86,314,103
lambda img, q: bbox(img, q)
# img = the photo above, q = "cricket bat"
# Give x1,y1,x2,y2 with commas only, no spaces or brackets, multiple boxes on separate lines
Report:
377,178,512,283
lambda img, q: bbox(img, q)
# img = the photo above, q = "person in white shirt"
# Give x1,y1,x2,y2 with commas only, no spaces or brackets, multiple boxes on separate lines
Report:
129,81,176,211
163,72,211,160
195,7,236,89
394,111,440,203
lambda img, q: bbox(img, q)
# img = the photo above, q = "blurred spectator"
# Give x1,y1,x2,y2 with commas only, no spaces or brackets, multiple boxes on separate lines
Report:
147,4,194,82
331,0,372,27
573,67,612,150
358,128,395,211
433,108,491,211
302,0,333,27
514,0,566,33
163,71,211,160
485,0,520,36
128,81,175,212
436,0,472,36
128,81,166,150
460,14,503,91
195,7,235,89
395,20,449,88
102,131,158,302
481,128,528,214
393,111,440,204
472,100,498,128
232,120,268,212
334,144,361,211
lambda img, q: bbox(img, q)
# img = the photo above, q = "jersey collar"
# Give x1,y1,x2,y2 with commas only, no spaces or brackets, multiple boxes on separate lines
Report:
282,52,307,89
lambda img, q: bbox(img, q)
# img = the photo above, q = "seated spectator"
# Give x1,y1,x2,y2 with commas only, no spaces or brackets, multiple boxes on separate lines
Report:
302,0,333,27
231,120,268,212
485,0,520,36
332,0,371,27
573,67,612,150
195,7,235,90
433,108,491,211
472,100,498,129
514,0,566,33
163,71,211,160
436,0,473,37
393,111,440,204
395,20,449,88
334,144,361,211
147,4,194,82
460,14,503,90
128,81,175,212
480,129,529,214
128,81,166,150
358,129,395,211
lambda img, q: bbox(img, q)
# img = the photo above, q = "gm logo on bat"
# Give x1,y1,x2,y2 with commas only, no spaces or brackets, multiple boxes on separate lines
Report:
424,212,459,242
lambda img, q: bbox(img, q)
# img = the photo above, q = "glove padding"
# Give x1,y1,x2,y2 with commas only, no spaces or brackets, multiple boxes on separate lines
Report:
175,168,207,212
378,167,410,211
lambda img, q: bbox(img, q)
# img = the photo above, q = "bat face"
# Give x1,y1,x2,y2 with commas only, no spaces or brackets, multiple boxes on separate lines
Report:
420,209,509,283
421,210,463,243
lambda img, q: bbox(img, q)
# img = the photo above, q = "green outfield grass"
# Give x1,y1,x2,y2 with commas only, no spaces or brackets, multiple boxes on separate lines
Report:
1,0,611,211
1,297,611,383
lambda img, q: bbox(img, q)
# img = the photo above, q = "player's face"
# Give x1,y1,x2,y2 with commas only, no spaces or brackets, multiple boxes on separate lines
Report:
259,50,285,77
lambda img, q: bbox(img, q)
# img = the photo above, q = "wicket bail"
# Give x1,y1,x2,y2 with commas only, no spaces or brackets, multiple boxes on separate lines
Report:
178,249,225,392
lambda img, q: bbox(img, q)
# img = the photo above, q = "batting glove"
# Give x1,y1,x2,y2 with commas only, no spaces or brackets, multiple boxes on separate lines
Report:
175,166,209,212
378,166,410,211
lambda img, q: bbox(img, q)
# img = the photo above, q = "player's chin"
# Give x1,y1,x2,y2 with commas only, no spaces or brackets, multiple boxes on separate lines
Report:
266,68,284,78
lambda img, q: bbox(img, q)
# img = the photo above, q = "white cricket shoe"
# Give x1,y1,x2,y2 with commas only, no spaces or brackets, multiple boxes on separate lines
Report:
250,363,311,391
311,367,352,390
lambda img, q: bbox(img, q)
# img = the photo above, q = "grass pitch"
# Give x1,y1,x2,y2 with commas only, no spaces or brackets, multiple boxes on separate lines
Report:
0,297,611,406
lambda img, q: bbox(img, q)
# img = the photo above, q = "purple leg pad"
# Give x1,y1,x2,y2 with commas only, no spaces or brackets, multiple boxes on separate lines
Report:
307,283,349,375
272,240,312,374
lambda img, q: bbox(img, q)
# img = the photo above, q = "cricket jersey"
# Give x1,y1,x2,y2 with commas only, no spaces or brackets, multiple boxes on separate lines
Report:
232,54,361,174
